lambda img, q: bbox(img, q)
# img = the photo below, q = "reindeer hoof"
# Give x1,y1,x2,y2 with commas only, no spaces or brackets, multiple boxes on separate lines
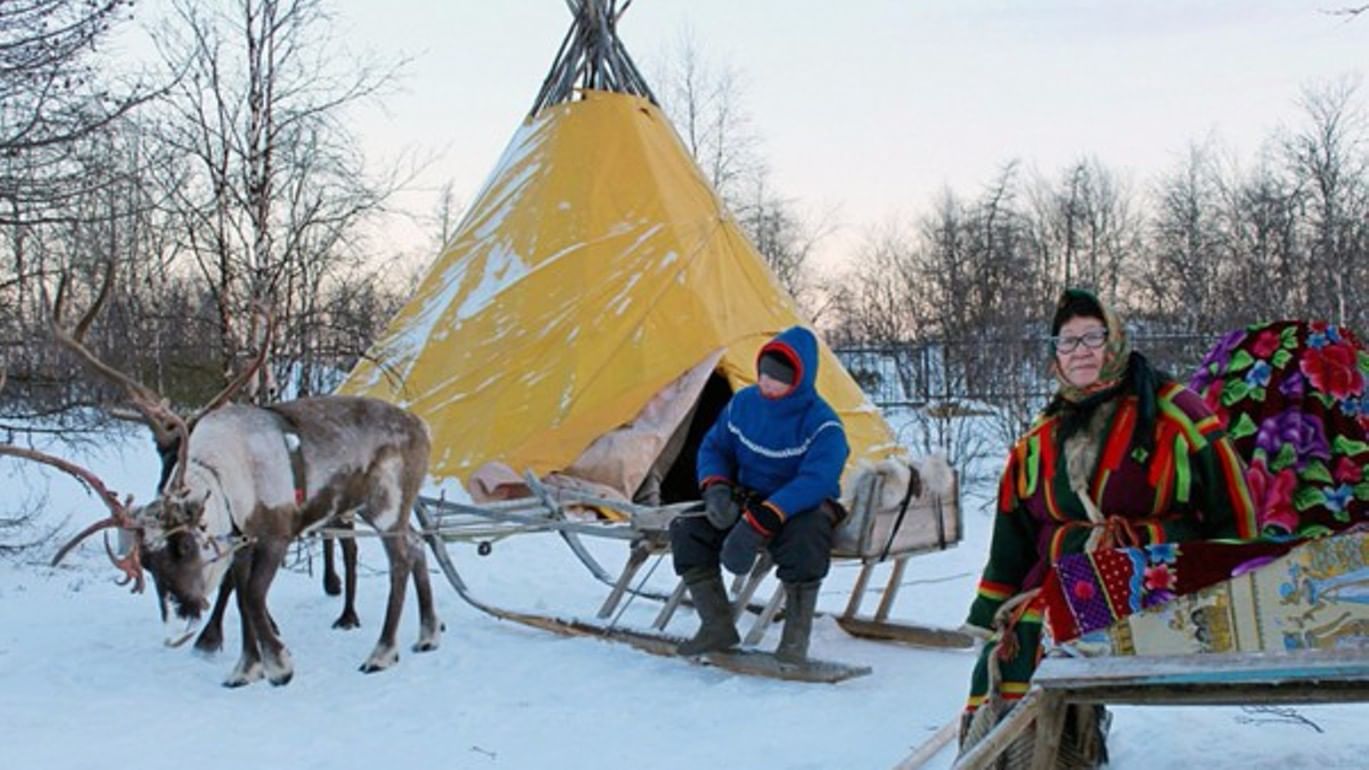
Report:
414,619,443,653
192,633,223,657
360,647,399,673
223,660,263,688
332,611,361,630
268,670,294,687
323,573,342,596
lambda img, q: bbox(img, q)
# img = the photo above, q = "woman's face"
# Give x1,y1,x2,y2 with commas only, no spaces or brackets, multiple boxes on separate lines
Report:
1055,315,1108,388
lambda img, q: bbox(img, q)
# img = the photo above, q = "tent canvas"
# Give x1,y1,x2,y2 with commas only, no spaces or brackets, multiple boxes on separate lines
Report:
339,1,903,501
339,90,902,499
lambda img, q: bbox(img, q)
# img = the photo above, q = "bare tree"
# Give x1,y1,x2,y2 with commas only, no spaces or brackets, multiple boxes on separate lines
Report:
148,0,407,400
0,0,157,378
1213,153,1305,330
1282,77,1368,330
1142,142,1228,333
652,27,760,203
1028,157,1139,310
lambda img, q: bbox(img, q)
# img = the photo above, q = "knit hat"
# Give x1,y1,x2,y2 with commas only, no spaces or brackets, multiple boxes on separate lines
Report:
1051,288,1107,336
758,350,797,385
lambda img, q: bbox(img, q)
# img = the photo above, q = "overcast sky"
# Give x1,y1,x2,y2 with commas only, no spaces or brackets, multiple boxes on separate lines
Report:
130,1,1369,273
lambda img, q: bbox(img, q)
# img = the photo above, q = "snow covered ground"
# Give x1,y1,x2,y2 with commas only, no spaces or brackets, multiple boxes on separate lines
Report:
2,424,1367,770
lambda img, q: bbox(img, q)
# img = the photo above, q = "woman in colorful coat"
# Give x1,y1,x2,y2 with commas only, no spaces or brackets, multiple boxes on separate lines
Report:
958,289,1258,760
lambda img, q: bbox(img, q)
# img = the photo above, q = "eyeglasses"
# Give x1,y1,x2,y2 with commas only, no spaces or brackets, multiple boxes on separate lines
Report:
1053,328,1107,354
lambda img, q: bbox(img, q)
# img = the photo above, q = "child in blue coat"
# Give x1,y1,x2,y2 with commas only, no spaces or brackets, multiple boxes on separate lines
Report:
670,325,850,663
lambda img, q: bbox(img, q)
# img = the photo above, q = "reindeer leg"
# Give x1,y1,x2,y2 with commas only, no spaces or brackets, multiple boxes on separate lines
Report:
193,575,234,655
332,517,360,630
223,552,264,687
408,531,442,653
243,538,294,686
322,536,342,596
361,512,412,673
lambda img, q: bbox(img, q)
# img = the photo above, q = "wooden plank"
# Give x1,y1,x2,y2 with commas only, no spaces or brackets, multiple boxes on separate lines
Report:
950,688,1044,770
1039,681,1369,706
652,580,687,630
842,560,876,618
874,555,908,622
743,583,786,646
1029,693,1065,770
837,616,975,649
596,543,650,619
1034,649,1369,690
1032,650,1369,706
543,621,871,683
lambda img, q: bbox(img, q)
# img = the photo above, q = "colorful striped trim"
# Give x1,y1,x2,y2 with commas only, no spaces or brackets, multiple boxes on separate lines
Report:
1141,521,1165,544
976,580,1016,601
1215,439,1258,538
1172,432,1192,504
999,681,1032,697
1158,390,1208,451
1195,413,1224,437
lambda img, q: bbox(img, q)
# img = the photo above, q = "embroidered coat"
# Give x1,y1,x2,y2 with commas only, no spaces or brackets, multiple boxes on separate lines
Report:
966,381,1258,634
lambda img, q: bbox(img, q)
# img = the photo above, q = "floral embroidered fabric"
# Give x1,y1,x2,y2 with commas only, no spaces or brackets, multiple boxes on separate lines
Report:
1190,320,1367,537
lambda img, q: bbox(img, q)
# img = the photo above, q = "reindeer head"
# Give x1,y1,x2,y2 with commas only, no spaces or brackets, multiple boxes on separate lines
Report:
133,489,240,646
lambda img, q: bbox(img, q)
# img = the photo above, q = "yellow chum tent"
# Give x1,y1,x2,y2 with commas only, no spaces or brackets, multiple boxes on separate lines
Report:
339,8,903,498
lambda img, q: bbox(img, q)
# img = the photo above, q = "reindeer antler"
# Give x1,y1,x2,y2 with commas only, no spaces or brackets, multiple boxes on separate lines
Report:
192,302,275,419
51,265,189,445
50,264,193,493
0,442,145,592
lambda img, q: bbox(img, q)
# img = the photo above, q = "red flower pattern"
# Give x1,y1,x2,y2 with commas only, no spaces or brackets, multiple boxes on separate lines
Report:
1299,342,1365,400
1143,563,1176,592
1251,329,1281,358
1245,459,1299,534
1334,455,1362,485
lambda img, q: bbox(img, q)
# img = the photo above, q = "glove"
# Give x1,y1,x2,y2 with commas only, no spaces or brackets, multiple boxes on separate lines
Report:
703,483,739,530
721,521,767,575
720,501,782,575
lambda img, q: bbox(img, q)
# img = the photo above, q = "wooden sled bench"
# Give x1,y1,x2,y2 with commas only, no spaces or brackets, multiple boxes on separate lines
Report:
949,648,1369,770
416,463,972,682
600,465,975,652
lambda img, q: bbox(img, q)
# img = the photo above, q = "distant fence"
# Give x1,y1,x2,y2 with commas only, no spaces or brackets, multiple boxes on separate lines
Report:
834,332,1220,409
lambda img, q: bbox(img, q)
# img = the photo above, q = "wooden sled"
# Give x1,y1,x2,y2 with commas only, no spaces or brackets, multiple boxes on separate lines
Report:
409,463,967,682
412,499,868,683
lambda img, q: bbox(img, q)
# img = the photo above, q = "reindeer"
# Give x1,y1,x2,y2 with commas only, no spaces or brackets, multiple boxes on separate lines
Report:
47,272,442,687
142,430,363,655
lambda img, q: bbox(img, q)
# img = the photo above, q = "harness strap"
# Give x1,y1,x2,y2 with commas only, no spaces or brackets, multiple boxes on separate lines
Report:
267,407,308,505
878,462,923,562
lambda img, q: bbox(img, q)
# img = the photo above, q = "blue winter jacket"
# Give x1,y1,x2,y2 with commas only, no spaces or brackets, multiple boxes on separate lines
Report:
696,326,849,523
